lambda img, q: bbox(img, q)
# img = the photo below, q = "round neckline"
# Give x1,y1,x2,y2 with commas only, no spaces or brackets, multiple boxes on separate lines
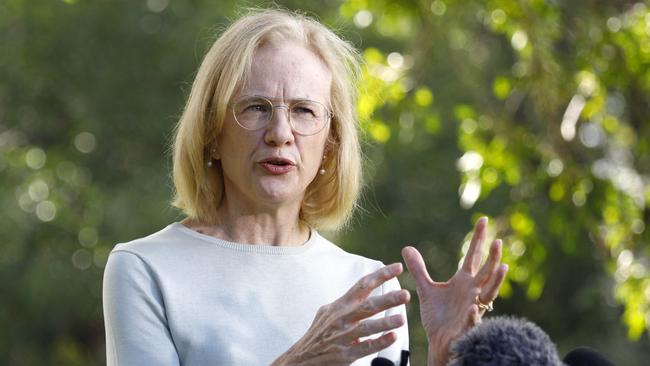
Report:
168,222,319,255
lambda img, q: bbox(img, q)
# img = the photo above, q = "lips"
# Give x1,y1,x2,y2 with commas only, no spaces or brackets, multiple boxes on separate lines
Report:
258,157,296,174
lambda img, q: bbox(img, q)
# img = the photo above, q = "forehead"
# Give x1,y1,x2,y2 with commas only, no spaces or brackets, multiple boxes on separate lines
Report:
241,41,332,104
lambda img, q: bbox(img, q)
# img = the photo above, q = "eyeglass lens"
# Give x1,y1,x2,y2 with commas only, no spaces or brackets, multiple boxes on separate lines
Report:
233,96,329,135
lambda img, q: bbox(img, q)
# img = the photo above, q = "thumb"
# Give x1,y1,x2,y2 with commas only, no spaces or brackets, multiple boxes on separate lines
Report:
401,246,434,290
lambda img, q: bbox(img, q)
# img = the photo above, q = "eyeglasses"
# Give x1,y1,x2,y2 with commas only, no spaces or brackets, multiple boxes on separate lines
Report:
230,95,333,136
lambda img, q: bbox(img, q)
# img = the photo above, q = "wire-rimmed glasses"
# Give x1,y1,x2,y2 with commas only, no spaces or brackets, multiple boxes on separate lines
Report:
230,95,333,136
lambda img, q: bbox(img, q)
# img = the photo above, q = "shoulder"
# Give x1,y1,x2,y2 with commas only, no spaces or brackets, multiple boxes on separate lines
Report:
104,223,208,286
110,223,199,261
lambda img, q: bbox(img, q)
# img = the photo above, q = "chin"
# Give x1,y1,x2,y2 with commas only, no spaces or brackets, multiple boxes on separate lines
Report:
255,182,304,205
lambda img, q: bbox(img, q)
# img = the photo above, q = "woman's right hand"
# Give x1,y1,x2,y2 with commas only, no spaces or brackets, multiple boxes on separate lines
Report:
270,263,410,366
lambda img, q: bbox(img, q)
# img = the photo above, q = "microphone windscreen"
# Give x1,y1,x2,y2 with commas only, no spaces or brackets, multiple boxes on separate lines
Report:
447,316,564,366
563,347,615,366
371,357,394,366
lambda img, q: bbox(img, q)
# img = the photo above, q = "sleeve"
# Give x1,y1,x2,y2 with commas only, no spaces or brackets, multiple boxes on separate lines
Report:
375,276,410,366
102,249,181,366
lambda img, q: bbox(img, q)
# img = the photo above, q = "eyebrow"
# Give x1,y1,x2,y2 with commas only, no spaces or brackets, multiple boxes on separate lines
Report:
246,94,331,107
249,94,313,102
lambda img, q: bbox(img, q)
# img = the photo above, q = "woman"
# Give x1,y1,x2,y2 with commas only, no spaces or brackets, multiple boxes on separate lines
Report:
102,9,507,366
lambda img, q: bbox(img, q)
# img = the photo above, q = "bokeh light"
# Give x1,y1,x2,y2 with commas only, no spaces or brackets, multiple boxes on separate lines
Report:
353,10,372,28
74,132,96,154
25,147,46,169
35,201,56,222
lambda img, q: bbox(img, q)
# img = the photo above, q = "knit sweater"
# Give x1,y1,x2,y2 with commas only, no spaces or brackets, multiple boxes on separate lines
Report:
102,222,409,365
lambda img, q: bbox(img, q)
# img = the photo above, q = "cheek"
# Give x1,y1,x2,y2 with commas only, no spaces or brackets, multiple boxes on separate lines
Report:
217,125,257,162
300,137,328,174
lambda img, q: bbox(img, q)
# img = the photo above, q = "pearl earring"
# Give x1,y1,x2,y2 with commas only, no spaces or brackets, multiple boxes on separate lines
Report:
319,154,326,175
207,147,218,167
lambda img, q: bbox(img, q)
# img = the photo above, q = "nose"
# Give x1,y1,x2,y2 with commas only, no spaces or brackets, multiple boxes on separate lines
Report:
264,105,295,146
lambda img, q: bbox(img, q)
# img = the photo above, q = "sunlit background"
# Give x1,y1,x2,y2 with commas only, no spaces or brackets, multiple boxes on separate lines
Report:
2,0,650,365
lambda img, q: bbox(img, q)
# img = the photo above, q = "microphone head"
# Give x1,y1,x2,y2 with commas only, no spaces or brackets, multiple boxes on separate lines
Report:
448,316,565,366
563,347,615,366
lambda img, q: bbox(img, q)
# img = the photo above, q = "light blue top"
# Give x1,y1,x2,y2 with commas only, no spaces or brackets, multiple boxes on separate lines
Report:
102,222,409,365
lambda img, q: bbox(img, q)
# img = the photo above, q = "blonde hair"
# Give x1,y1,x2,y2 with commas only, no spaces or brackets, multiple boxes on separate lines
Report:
171,8,363,231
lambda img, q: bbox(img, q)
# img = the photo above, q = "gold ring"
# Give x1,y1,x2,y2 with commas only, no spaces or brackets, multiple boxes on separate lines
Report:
476,296,493,312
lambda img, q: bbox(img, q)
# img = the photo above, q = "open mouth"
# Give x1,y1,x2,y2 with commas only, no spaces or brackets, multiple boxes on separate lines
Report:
268,160,289,166
260,158,295,166
259,158,295,174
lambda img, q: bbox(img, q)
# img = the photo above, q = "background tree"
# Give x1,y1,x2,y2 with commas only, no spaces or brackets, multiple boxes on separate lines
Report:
1,0,649,365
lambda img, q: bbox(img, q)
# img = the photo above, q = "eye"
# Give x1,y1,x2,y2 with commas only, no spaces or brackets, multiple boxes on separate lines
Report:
234,97,272,116
293,106,315,115
291,102,320,118
243,103,270,113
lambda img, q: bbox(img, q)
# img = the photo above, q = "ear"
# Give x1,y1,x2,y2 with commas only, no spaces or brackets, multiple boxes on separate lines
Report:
323,125,339,157
322,140,332,159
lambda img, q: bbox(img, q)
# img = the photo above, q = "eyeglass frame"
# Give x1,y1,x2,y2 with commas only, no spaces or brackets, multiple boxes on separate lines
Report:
228,95,334,136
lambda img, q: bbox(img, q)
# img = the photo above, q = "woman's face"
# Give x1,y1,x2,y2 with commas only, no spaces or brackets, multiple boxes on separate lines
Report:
215,41,332,212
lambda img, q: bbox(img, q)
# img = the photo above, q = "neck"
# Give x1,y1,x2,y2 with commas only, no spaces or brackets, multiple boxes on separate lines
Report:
183,196,310,247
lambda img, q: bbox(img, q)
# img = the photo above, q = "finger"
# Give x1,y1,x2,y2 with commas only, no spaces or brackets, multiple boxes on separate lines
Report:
342,263,403,302
461,217,488,274
478,263,508,305
401,246,434,290
345,331,397,360
468,304,480,328
474,239,502,286
338,314,405,344
344,290,410,322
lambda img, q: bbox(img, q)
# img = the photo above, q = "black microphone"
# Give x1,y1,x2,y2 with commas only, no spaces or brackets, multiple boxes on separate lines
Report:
371,350,409,366
563,347,615,366
447,316,565,366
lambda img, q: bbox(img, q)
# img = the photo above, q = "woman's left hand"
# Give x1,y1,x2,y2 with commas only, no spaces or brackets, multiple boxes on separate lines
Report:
401,217,508,366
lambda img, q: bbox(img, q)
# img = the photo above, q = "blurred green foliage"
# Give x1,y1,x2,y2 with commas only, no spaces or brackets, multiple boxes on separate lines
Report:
1,0,649,365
